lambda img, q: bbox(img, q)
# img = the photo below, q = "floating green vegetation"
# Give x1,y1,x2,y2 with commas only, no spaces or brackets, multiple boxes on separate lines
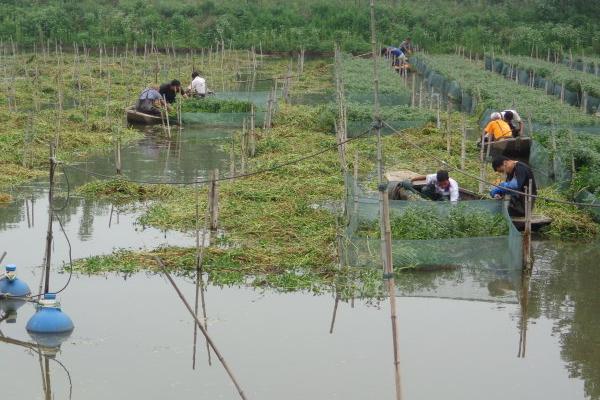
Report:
536,186,598,239
535,129,600,195
179,98,253,113
275,103,436,133
341,55,409,95
356,205,509,240
77,179,178,203
0,50,276,188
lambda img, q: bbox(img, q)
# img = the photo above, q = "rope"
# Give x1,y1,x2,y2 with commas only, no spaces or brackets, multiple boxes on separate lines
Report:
62,126,374,186
381,120,600,208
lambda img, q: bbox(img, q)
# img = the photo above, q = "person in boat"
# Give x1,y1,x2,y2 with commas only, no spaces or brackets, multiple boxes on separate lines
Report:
188,71,212,98
399,37,412,55
482,112,513,143
399,170,459,202
159,79,185,104
136,86,168,116
490,156,537,216
501,109,524,137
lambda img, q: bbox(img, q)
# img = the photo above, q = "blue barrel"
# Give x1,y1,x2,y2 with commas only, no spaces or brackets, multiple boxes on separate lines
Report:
26,293,74,334
0,265,31,297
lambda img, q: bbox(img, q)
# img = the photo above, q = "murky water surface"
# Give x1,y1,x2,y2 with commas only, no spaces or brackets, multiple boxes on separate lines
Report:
1,94,599,399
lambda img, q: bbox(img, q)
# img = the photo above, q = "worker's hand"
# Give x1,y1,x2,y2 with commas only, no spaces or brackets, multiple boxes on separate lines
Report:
494,194,503,199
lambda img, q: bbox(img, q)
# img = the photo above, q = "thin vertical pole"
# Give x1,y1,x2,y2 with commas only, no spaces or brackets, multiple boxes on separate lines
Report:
523,181,533,269
43,145,56,294
460,116,467,170
379,184,403,400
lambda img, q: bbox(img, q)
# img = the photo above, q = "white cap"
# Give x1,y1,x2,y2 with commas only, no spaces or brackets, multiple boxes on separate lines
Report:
490,112,501,120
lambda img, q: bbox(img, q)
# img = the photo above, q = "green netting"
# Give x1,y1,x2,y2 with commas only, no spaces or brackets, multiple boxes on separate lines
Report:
345,91,411,106
213,91,272,110
413,57,477,114
181,111,266,127
575,190,600,222
390,265,521,303
342,175,523,271
415,55,600,130
345,119,431,137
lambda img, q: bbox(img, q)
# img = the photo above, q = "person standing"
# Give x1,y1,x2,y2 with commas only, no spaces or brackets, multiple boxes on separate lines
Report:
490,156,537,216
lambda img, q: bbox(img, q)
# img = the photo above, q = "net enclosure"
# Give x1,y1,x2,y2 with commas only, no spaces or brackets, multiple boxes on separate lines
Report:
341,175,523,271
178,91,269,127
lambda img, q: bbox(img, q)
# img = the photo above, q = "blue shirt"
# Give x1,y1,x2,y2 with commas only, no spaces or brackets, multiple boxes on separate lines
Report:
139,88,162,101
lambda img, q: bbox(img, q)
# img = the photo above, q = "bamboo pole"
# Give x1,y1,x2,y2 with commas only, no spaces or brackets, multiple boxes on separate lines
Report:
329,294,340,334
379,184,403,400
43,145,56,294
155,258,248,400
353,151,359,215
523,181,533,270
517,268,531,358
208,169,219,230
460,116,467,170
250,105,256,157
162,94,172,138
410,74,416,107
369,0,383,185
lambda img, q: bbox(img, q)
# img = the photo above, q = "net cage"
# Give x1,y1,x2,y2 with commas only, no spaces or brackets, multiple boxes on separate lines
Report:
340,175,524,303
528,131,600,222
180,90,270,127
341,175,523,271
412,57,479,114
345,119,433,138
484,57,600,114
416,55,600,128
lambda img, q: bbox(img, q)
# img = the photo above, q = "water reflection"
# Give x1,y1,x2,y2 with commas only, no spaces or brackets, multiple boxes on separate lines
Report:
528,240,600,400
0,310,73,400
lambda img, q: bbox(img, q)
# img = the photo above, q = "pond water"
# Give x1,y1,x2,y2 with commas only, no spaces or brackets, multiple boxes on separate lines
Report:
1,92,599,399
1,240,598,400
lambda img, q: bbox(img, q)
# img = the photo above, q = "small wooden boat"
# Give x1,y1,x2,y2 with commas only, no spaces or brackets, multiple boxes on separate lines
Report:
385,170,552,231
385,170,482,201
483,137,532,162
510,215,553,231
126,106,165,125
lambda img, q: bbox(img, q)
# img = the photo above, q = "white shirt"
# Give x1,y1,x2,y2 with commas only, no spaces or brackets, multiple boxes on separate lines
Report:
189,76,206,95
501,109,522,123
425,174,460,202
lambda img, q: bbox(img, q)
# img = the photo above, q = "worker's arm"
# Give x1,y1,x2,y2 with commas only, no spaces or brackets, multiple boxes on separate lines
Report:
519,122,524,135
410,175,427,182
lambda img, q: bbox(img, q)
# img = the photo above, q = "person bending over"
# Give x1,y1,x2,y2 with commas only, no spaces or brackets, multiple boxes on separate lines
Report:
490,156,537,216
400,170,459,202
501,109,523,137
159,79,185,104
482,112,513,142
136,86,168,116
